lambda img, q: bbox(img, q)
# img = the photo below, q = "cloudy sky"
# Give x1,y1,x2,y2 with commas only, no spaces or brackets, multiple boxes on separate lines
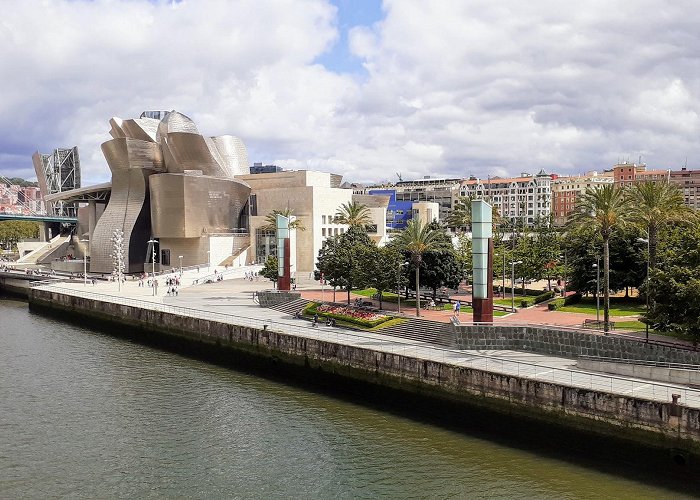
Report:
2,0,700,185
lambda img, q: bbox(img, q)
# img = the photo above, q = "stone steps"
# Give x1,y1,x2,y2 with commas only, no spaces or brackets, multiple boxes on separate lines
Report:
378,317,457,348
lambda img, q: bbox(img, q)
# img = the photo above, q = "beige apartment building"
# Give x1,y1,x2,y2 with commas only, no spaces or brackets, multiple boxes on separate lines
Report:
458,170,554,226
551,171,614,226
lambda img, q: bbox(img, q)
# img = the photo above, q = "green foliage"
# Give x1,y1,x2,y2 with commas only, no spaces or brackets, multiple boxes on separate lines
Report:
316,225,376,303
647,220,700,340
356,245,404,309
567,184,631,331
262,208,306,231
562,224,645,295
548,298,565,310
259,256,278,282
564,292,582,305
2,177,38,187
394,219,451,316
334,201,372,227
0,220,40,249
534,290,555,304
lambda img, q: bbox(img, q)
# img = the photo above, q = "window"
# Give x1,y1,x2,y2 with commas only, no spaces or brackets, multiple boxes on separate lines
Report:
322,215,326,224
161,249,171,266
248,194,258,216
322,228,326,236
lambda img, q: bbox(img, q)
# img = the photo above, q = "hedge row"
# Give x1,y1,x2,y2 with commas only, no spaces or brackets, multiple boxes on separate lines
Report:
303,302,391,328
534,290,555,304
496,286,547,297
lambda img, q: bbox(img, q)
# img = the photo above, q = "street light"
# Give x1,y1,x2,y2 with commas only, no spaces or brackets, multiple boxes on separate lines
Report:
397,261,409,313
592,259,600,325
147,239,158,296
80,238,89,286
638,237,650,342
510,260,522,311
178,255,183,274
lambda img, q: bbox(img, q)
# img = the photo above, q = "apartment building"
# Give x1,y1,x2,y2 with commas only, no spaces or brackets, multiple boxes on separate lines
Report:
551,172,614,225
612,162,670,187
670,168,700,210
458,170,554,226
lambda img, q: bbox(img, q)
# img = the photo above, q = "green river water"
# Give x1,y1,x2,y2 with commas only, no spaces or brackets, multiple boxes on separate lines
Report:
0,298,695,499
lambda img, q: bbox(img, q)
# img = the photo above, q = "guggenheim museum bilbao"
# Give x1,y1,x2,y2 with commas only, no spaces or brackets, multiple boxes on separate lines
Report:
49,110,398,275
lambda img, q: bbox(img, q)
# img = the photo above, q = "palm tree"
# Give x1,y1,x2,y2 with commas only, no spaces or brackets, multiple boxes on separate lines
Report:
446,195,473,231
568,184,630,332
334,201,372,227
395,218,445,317
628,181,693,269
262,208,306,232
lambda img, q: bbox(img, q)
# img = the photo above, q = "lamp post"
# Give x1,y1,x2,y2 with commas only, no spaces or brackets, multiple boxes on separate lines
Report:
178,255,183,274
593,259,600,325
148,239,157,296
511,260,522,311
397,261,408,313
638,237,650,342
80,238,89,286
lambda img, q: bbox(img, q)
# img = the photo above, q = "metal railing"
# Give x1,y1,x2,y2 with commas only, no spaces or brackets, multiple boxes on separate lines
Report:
578,355,700,371
29,283,700,408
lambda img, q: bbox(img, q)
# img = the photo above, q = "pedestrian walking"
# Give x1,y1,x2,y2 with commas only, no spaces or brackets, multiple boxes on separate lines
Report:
455,300,461,317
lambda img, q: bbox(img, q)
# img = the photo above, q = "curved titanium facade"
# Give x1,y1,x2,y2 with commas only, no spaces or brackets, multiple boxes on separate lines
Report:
90,138,164,273
89,110,251,273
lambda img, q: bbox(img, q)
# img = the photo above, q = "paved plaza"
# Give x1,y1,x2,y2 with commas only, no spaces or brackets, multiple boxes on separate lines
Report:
33,265,700,409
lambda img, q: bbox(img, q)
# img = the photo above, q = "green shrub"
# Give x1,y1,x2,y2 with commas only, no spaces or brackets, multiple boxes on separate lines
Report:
498,286,545,297
564,293,582,306
548,298,565,310
534,290,555,304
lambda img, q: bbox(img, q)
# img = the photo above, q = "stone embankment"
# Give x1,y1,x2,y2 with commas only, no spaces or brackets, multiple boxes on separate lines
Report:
28,287,700,466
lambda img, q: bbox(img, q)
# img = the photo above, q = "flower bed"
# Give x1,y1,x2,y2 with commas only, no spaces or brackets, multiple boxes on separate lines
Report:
304,302,392,328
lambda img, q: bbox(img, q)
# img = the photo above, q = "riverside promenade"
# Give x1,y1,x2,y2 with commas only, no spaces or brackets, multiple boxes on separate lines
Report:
28,267,700,410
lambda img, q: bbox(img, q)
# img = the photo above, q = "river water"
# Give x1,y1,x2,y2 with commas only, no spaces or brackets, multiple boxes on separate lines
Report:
0,298,693,499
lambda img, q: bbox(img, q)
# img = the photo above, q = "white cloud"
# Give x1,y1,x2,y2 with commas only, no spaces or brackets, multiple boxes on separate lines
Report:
2,0,700,185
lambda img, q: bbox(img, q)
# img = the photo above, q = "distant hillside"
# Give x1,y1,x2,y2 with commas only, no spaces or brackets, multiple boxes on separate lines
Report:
1,177,38,188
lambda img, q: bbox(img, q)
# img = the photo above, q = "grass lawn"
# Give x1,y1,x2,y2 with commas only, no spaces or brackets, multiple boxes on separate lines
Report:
556,297,645,316
494,297,536,308
614,320,695,342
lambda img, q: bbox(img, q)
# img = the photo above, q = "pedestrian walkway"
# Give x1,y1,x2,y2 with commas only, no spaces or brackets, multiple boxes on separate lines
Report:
33,276,700,408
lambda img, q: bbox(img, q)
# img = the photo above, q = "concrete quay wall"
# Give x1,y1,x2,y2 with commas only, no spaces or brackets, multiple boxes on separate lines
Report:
456,324,700,364
0,274,33,298
28,288,700,457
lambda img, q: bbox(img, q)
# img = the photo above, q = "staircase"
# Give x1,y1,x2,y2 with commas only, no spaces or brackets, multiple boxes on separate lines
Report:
376,317,457,348
266,298,310,316
263,297,456,348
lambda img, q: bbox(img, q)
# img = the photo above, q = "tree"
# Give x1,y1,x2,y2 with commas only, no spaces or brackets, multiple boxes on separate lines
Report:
334,201,372,227
316,225,375,304
648,220,700,342
357,245,404,309
568,184,630,332
394,218,448,316
262,208,306,231
0,220,40,250
411,249,463,299
628,181,695,269
445,195,472,232
260,256,279,285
